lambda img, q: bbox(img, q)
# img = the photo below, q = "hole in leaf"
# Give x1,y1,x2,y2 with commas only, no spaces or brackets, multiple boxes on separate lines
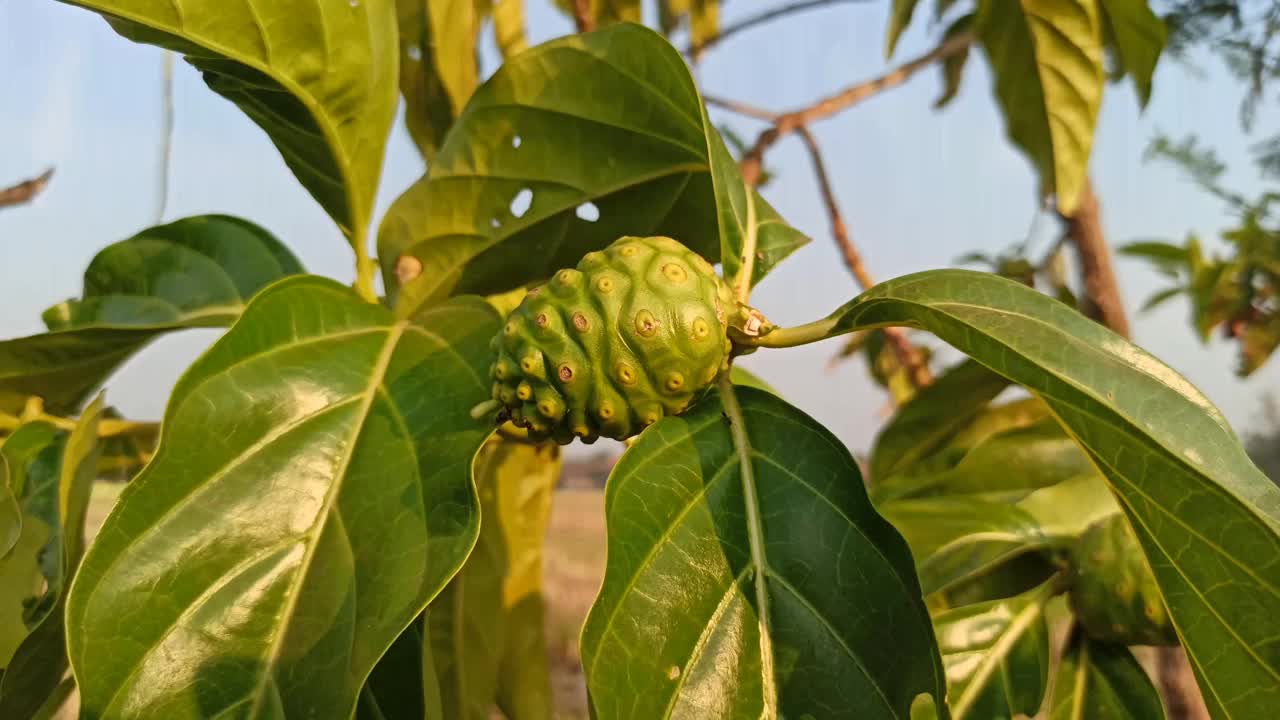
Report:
576,202,600,223
511,135,522,149
510,188,533,218
491,218,502,229
407,45,422,62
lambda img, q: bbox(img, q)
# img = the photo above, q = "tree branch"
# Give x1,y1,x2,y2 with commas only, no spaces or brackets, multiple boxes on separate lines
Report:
740,32,974,184
1061,178,1131,339
796,126,932,387
0,168,54,210
572,0,595,33
687,0,868,56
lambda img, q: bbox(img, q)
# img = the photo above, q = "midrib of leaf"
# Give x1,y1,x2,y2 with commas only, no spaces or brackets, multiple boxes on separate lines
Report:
91,1,366,236
1067,639,1088,720
247,321,406,716
716,376,777,716
951,579,1053,720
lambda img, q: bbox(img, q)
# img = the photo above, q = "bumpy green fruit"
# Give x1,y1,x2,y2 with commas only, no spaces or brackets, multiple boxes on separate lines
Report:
489,236,737,444
1068,514,1177,646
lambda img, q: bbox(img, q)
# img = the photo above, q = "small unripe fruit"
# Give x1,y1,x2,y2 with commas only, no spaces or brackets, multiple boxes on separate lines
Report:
489,236,738,443
1068,514,1177,646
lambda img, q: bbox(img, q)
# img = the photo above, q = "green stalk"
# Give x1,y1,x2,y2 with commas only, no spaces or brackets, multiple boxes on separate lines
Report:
732,182,759,303
353,226,378,304
716,373,778,716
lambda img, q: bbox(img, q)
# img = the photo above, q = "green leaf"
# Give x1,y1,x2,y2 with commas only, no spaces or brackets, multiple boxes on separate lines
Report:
359,616,429,720
378,23,808,313
879,496,1050,595
978,0,1105,214
881,419,1097,502
1049,632,1165,720
1118,239,1188,277
429,435,560,720
934,14,974,108
66,276,501,718
57,0,399,244
430,0,480,120
0,215,303,413
933,579,1056,720
759,268,1280,718
396,0,456,160
581,385,946,719
1016,473,1120,540
870,360,1009,484
492,0,529,58
1138,287,1184,314
0,455,17,559
887,0,923,57
1099,0,1166,106
0,397,102,719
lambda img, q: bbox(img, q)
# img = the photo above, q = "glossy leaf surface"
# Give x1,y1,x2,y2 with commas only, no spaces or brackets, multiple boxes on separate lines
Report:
978,0,1104,213
0,398,102,719
933,580,1054,720
581,386,945,719
1048,632,1165,720
430,436,560,720
396,0,457,160
378,23,807,312
765,268,1280,717
0,216,302,412
58,0,398,242
0,455,16,558
66,276,500,718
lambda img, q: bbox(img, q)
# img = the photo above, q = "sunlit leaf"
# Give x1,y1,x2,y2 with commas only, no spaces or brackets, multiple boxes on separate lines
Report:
57,0,398,243
879,496,1051,595
429,436,560,720
66,276,500,718
396,0,459,160
978,0,1105,213
758,268,1280,717
887,0,923,57
581,385,945,719
0,397,102,719
934,579,1056,720
378,23,807,313
492,0,528,58
0,215,303,413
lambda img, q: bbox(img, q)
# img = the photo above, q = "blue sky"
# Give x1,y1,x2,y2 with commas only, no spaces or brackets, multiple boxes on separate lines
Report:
2,1,1277,456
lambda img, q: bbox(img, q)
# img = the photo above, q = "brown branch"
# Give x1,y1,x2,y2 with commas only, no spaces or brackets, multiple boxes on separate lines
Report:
0,168,54,210
702,94,778,121
572,0,595,33
795,126,933,388
740,32,974,185
686,0,868,56
1061,178,1131,338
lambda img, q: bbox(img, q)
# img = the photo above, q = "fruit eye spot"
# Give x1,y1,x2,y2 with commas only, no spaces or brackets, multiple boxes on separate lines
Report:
620,244,638,256
504,321,518,336
572,312,590,331
520,357,538,373
616,363,636,385
665,372,685,392
558,364,575,382
598,403,614,419
692,317,710,339
662,263,687,283
517,382,533,400
493,361,509,380
557,270,579,285
596,276,614,293
535,313,549,328
635,310,659,337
